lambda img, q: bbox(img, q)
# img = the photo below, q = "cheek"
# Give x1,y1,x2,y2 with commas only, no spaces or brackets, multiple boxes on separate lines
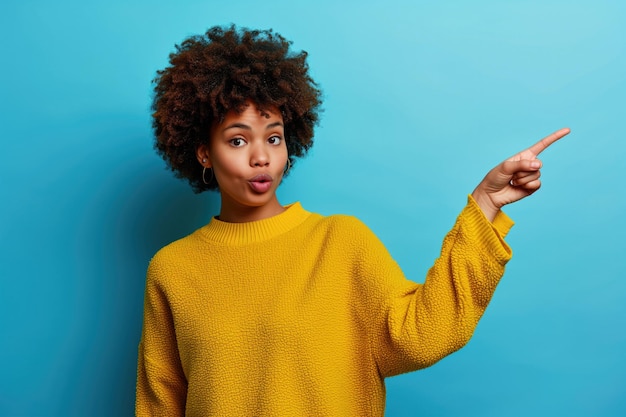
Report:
275,152,289,174
211,152,244,175
277,144,289,163
213,161,238,181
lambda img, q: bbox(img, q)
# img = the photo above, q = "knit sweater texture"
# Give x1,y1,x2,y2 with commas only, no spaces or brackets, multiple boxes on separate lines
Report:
136,196,513,416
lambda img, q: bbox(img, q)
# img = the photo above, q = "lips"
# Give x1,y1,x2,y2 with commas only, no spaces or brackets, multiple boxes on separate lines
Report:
248,174,273,193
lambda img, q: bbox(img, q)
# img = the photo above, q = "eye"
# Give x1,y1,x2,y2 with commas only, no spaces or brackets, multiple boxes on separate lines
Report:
229,137,247,147
268,135,282,145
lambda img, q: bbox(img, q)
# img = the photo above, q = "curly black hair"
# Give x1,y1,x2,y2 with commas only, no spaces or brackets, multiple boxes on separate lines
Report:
151,25,323,192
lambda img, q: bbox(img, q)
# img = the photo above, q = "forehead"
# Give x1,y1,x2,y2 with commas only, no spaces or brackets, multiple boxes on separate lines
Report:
218,102,283,126
209,103,284,142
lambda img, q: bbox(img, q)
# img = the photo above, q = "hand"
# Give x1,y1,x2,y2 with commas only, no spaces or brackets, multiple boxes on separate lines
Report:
472,127,571,222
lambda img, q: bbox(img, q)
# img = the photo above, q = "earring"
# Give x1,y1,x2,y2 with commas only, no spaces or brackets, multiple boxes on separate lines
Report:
202,166,214,185
284,158,291,175
202,158,207,163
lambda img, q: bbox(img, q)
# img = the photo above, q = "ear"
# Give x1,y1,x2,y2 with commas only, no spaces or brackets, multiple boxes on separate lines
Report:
196,144,212,168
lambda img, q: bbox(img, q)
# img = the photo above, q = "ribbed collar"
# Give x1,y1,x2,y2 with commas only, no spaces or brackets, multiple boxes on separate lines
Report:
198,202,311,245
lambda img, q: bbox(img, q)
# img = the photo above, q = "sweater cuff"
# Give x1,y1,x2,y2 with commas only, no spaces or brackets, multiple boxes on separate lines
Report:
466,194,514,236
465,195,513,262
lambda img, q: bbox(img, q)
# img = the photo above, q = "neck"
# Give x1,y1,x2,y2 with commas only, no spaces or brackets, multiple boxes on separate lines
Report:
218,197,286,223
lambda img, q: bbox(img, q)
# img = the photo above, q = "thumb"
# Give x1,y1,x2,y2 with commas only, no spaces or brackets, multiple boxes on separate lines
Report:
501,158,542,177
482,159,543,191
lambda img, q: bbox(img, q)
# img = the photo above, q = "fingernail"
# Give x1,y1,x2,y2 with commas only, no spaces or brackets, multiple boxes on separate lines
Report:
531,161,541,169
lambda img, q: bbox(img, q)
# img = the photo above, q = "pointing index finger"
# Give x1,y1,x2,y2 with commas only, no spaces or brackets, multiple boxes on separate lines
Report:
527,127,571,156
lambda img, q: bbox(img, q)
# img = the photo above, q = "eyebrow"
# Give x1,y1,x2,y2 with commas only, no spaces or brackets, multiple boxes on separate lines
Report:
222,121,284,132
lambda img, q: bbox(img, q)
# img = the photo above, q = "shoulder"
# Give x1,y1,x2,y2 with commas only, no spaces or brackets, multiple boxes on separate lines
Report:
307,212,398,277
147,228,206,279
307,210,368,231
306,211,381,248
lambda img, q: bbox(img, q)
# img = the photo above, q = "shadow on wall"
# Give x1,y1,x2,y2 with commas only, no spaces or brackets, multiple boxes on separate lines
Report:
52,127,218,415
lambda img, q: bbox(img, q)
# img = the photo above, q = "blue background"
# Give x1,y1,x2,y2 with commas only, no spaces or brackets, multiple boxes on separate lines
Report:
1,0,624,416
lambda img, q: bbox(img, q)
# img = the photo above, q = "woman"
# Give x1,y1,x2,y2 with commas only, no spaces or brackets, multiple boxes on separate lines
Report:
136,25,569,416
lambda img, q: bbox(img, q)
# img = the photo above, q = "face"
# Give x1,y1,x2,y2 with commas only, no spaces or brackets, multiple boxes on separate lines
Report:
197,102,288,223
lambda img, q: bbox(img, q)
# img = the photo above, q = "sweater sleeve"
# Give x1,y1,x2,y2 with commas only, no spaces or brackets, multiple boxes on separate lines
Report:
136,256,187,416
363,195,514,377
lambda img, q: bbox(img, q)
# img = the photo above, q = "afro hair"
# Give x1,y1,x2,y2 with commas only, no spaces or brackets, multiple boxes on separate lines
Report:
151,25,323,192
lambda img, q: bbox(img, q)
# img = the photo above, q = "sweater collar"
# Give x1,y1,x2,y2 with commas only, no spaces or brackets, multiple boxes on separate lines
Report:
198,202,311,245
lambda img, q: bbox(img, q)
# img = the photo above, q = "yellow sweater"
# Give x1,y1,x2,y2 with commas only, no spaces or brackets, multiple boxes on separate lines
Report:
136,197,513,416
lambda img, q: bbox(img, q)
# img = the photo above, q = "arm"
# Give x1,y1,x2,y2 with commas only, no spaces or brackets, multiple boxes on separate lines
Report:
369,196,513,376
136,259,187,416
371,128,570,376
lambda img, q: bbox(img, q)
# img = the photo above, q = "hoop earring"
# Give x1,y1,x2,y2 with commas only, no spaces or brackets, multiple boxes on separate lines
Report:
202,166,214,185
284,158,291,175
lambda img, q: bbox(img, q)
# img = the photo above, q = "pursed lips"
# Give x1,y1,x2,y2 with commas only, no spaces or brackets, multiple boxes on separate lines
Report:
247,174,273,193
249,173,273,183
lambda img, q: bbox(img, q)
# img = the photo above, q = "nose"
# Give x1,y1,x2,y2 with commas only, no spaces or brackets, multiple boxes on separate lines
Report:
250,142,269,167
